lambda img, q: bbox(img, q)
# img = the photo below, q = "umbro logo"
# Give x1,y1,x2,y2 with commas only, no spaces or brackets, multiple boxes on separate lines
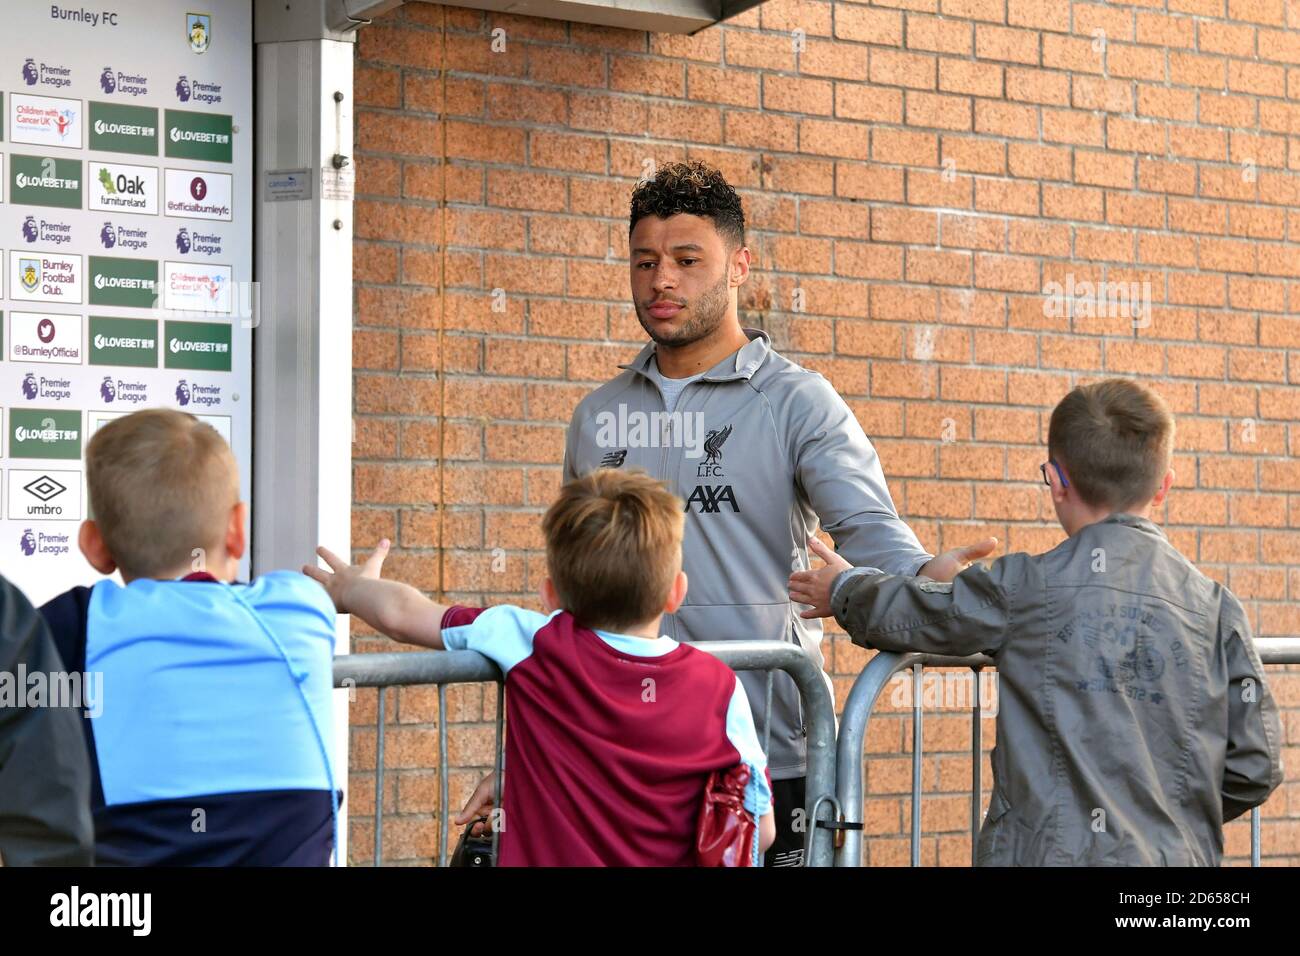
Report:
685,484,739,514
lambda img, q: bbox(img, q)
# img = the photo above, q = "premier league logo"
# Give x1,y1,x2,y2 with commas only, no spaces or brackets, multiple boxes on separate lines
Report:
100,66,116,93
188,14,211,54
176,227,192,253
22,216,38,243
22,58,37,86
176,74,191,101
21,373,38,400
100,222,117,249
20,530,37,557
101,377,116,403
176,380,191,405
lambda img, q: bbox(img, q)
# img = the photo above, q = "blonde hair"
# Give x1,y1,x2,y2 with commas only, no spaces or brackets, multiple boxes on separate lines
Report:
542,469,684,631
1048,378,1175,510
85,408,238,578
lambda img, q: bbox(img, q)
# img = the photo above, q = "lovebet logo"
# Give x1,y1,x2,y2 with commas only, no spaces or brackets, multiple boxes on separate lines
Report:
164,320,232,372
9,408,82,460
164,109,232,163
89,317,158,368
89,101,158,155
10,154,83,209
89,256,158,309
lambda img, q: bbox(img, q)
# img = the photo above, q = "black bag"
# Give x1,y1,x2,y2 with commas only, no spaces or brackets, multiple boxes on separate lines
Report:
449,816,494,867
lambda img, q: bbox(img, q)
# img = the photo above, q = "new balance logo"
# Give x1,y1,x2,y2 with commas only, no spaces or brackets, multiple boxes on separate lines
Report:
684,484,739,514
770,849,803,867
600,450,627,468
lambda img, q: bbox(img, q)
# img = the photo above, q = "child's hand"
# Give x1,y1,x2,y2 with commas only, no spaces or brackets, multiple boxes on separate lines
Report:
303,539,391,613
788,535,852,619
916,537,998,583
455,771,501,836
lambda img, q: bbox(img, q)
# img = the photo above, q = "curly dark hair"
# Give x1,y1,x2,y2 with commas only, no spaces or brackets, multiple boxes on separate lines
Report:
629,161,746,250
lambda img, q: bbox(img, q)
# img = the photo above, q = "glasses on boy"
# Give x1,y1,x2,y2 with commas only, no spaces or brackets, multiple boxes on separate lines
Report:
1040,460,1069,489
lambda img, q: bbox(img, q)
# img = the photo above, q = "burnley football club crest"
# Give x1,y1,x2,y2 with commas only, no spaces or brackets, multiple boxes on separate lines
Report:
20,259,40,294
188,13,211,54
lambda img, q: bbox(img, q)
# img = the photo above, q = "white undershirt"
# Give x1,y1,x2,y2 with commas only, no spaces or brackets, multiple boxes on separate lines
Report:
649,356,706,413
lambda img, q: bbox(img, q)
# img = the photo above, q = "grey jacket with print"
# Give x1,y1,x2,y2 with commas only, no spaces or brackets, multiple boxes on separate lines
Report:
563,329,932,778
832,513,1284,866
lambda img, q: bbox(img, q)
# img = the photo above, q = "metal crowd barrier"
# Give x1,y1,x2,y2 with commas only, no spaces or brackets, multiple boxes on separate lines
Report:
334,639,839,867
833,637,1300,868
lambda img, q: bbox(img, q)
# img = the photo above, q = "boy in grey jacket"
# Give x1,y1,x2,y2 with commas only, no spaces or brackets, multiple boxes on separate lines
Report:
790,378,1283,865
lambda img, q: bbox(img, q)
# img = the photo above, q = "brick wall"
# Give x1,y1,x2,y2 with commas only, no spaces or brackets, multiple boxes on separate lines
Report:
348,0,1300,865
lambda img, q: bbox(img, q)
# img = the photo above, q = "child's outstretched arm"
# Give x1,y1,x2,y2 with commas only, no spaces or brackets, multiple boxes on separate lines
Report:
791,536,1014,658
304,539,450,649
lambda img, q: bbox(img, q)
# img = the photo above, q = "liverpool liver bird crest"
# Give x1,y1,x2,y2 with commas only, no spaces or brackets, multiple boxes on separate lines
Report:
703,424,732,466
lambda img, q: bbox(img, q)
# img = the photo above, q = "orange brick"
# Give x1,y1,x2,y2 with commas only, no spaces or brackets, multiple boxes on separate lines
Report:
908,168,975,207
800,118,870,159
1043,108,1104,145
941,213,1006,251
835,84,905,124
1008,0,1069,32
1008,143,1071,180
1043,34,1105,75
1138,159,1196,197
1007,67,1071,105
976,24,1040,65
907,90,975,130
974,100,1039,139
907,248,972,285
872,207,938,245
1137,12,1195,48
1074,76,1134,113
941,135,1007,175
872,127,940,166
908,14,974,56
1139,85,1198,122
836,5,905,44
975,253,1041,291
976,178,1040,216
1043,184,1105,221
940,58,1004,97
871,48,938,90
1171,51,1228,88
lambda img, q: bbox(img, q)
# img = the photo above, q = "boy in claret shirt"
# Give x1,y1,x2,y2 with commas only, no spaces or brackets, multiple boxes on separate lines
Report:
307,469,776,866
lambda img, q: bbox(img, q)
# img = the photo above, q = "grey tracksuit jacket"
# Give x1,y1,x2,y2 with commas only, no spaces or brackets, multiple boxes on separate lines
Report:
563,329,932,778
832,513,1284,866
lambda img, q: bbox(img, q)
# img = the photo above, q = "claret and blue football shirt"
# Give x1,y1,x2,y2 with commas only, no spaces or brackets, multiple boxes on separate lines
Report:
441,604,773,866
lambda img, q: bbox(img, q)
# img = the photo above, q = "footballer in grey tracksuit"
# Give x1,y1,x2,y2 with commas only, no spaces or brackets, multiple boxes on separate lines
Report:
563,328,933,786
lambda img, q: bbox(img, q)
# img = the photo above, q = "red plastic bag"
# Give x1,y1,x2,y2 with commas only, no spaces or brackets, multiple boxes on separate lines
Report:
696,763,756,867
